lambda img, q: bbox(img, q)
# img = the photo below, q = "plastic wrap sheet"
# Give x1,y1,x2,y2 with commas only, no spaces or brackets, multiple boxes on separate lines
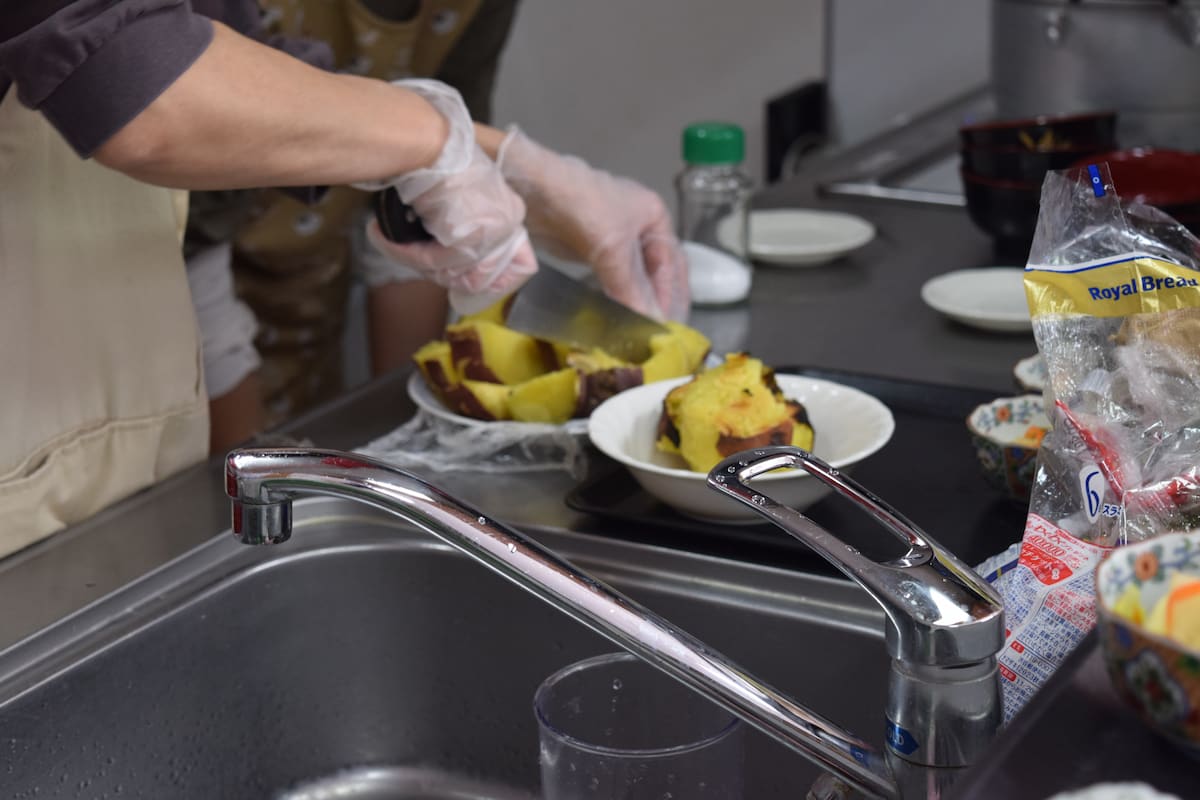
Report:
357,409,588,478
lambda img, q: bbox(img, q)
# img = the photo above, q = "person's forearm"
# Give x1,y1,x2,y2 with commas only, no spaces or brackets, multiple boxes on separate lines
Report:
94,22,448,190
473,123,507,161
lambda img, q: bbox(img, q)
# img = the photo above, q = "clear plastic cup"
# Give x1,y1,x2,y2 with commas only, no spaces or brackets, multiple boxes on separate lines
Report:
534,652,744,798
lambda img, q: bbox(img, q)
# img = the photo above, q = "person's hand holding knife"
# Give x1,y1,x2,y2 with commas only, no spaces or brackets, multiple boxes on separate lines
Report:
364,82,689,320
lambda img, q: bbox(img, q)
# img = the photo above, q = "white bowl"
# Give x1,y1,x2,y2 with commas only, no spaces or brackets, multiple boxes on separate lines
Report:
588,374,895,524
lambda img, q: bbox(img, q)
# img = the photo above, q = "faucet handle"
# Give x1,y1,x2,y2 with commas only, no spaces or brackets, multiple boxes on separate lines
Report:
708,446,1004,667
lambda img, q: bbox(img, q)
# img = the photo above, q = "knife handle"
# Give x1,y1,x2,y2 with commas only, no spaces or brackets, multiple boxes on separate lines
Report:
373,188,435,244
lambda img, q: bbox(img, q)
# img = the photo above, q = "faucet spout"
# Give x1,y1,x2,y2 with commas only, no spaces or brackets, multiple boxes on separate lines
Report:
231,500,292,545
226,447,999,799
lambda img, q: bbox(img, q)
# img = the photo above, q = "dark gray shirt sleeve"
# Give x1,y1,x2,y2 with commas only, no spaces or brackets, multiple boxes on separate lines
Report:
0,0,214,157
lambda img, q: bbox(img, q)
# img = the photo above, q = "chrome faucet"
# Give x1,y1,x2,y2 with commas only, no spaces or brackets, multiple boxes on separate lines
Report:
226,446,1004,800
709,446,1005,797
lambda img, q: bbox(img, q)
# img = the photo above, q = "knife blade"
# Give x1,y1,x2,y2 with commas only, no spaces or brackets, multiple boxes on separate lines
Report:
374,191,668,362
504,265,668,363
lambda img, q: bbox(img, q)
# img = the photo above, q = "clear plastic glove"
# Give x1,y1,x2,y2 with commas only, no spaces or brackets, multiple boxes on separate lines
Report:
356,80,537,313
497,127,690,321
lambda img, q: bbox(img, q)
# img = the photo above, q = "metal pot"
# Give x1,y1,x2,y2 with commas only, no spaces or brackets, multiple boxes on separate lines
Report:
992,0,1200,149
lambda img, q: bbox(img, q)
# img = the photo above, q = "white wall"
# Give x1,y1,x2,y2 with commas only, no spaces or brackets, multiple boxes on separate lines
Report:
826,0,991,146
491,0,826,208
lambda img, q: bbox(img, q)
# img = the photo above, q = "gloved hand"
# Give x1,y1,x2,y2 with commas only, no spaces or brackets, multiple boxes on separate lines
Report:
497,127,690,321
357,80,536,313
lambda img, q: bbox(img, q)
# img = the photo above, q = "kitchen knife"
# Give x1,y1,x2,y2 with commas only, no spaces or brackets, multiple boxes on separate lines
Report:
503,265,667,363
374,189,668,362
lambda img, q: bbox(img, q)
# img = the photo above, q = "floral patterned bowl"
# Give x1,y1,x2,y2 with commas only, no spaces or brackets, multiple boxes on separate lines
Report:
1012,353,1048,392
966,394,1049,501
1095,530,1200,757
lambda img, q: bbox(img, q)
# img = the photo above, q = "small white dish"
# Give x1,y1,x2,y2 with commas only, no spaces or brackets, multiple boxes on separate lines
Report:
920,268,1032,333
1013,354,1048,392
716,209,876,267
588,374,895,524
407,373,589,436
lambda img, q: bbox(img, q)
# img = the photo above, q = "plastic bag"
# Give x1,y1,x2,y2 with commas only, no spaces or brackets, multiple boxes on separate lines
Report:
990,164,1200,721
357,410,588,479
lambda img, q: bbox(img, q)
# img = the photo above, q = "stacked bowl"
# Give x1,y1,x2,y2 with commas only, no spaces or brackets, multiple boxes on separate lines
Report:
1078,148,1200,239
959,111,1118,254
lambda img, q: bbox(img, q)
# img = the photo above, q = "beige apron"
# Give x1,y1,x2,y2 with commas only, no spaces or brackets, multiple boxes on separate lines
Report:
0,92,209,556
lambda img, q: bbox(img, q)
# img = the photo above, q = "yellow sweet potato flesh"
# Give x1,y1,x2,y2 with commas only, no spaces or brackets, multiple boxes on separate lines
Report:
413,340,458,400
446,320,550,385
642,338,691,384
444,379,512,420
663,321,711,371
642,322,710,384
509,368,580,424
656,353,815,473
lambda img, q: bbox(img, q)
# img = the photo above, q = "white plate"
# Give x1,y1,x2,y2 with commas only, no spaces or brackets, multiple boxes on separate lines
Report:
588,374,895,524
716,209,876,267
920,268,1032,333
407,373,589,436
1013,354,1048,391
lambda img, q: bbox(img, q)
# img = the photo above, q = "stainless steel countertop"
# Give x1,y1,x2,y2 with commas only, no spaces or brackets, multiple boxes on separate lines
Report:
0,119,1034,651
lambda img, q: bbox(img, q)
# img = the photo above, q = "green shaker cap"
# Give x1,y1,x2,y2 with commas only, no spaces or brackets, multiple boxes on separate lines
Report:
682,122,744,165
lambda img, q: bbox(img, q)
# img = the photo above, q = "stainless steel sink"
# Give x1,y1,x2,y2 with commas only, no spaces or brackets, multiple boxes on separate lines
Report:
0,496,888,799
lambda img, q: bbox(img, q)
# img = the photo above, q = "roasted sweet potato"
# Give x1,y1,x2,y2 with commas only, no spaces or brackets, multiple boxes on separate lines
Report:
655,353,815,472
565,350,641,416
443,379,512,420
662,320,712,371
509,368,580,424
413,340,458,401
446,320,554,385
412,301,712,423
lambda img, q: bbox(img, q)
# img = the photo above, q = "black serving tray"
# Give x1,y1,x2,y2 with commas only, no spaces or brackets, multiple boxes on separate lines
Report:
566,365,1030,573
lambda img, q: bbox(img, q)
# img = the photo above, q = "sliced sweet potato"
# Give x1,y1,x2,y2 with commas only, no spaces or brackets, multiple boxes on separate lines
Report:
537,340,574,371
641,323,711,383
662,321,712,372
509,368,580,424
413,340,458,400
416,310,712,424
577,367,642,416
447,320,550,385
568,350,642,416
641,338,690,384
443,379,512,420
